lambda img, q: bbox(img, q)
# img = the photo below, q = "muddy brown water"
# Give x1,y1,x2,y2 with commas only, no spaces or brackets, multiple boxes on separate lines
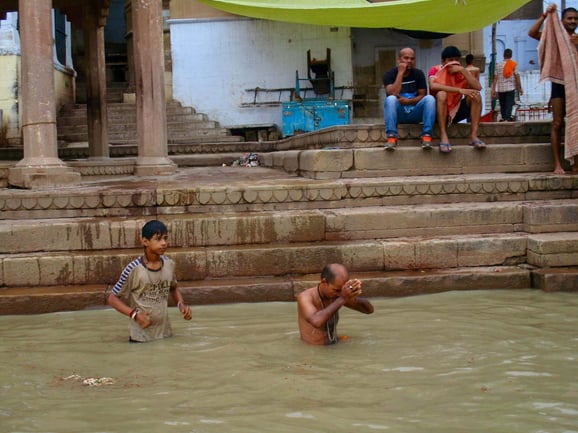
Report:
1,290,577,433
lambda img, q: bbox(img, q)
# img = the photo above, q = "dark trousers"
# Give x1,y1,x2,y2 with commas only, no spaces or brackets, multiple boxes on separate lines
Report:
498,90,516,121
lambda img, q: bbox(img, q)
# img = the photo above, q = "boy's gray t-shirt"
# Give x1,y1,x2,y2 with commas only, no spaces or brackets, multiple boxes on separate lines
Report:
112,256,177,342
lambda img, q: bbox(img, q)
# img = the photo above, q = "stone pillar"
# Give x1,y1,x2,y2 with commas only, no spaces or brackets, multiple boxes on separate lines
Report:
9,0,80,188
83,2,109,158
132,0,175,176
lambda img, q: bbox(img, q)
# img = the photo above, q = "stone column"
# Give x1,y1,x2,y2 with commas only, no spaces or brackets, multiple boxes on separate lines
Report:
9,0,80,188
83,2,109,158
132,0,175,176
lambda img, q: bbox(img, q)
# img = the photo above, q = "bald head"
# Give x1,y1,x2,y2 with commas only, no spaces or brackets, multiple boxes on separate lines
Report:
321,263,349,284
397,48,416,73
399,47,415,58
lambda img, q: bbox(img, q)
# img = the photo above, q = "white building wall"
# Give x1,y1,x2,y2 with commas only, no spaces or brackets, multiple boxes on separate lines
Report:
169,18,353,128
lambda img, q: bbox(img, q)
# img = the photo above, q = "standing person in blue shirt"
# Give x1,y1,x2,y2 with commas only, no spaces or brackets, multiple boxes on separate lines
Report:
383,47,436,151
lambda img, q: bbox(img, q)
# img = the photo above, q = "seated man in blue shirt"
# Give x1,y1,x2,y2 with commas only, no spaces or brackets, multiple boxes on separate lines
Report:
383,47,436,150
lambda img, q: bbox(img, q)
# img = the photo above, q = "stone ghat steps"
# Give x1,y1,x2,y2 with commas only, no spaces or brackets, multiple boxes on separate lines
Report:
280,122,551,148
58,127,234,144
2,265,577,315
1,200,577,254
58,101,201,117
58,107,210,123
166,142,558,173
53,142,573,173
4,121,552,164
57,111,210,127
1,230,577,287
267,143,561,179
59,119,220,134
0,169,575,220
56,101,240,145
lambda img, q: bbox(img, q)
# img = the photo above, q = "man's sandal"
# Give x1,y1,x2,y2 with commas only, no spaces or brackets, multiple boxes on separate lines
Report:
439,142,452,153
420,135,433,150
385,136,398,151
469,139,487,149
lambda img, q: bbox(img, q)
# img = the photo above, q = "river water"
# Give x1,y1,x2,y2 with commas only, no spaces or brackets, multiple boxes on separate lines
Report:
1,290,577,433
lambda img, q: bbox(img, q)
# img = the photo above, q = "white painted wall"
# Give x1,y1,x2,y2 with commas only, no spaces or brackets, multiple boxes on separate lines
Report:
169,18,353,128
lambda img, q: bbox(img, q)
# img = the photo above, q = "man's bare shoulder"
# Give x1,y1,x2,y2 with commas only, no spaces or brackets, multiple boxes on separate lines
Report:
297,287,316,302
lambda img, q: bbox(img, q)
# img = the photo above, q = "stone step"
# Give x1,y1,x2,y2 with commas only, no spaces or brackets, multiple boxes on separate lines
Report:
282,122,551,147
58,106,198,121
57,121,222,136
324,200,578,240
0,232,562,287
171,153,246,167
58,128,232,143
531,267,578,292
0,170,575,219
527,232,578,267
0,210,326,253
61,101,195,112
2,201,576,254
0,137,248,162
0,266,531,314
58,137,249,159
266,143,558,179
57,114,211,128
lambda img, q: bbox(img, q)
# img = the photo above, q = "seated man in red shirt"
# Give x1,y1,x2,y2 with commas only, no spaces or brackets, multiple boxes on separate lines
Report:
428,46,485,153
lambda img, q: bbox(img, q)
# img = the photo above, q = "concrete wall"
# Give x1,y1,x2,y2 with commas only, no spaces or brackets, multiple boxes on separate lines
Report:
170,18,353,128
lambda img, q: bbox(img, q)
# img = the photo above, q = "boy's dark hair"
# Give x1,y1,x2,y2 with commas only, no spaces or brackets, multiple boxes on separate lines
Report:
465,54,474,65
504,48,513,59
562,7,578,18
142,220,168,239
441,46,461,60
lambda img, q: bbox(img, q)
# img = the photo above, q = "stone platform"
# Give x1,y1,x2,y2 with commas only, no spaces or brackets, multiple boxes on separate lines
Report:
0,122,576,314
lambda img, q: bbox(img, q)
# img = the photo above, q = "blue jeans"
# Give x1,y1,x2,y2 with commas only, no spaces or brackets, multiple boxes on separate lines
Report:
384,94,436,137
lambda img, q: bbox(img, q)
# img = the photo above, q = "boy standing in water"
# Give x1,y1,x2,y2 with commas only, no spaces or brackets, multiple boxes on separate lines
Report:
107,220,192,342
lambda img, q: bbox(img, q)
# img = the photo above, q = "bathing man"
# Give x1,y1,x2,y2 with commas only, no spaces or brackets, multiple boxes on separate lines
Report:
297,263,374,345
383,47,436,150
